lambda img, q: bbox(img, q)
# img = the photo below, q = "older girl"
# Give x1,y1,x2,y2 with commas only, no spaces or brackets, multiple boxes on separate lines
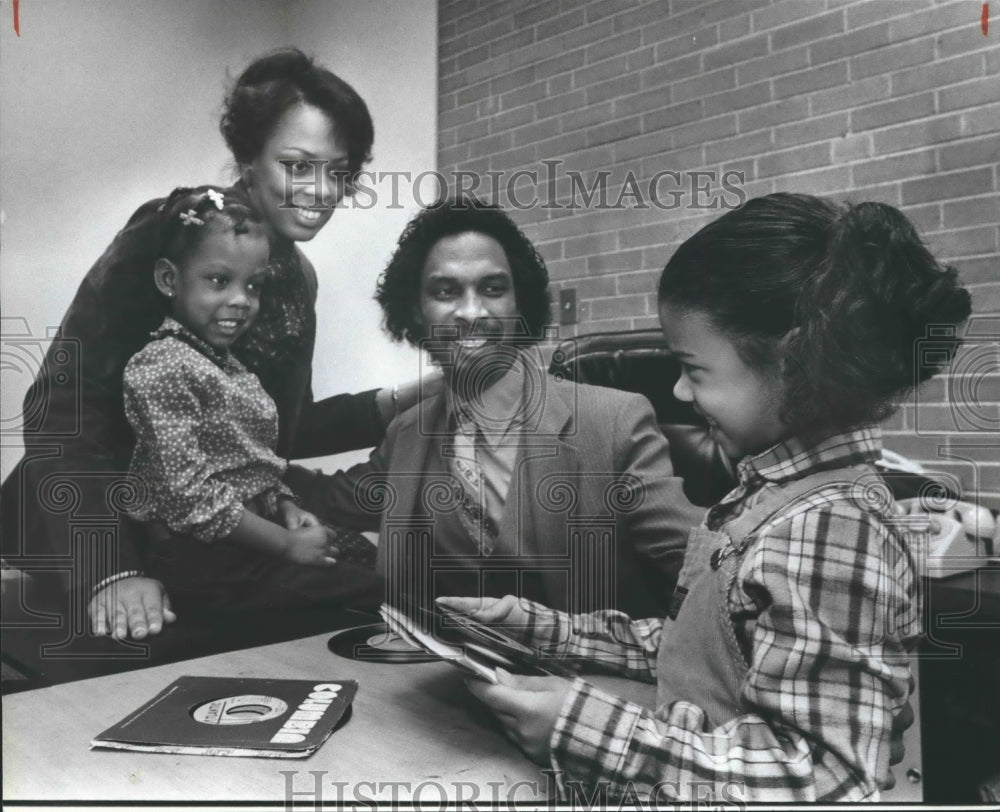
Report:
444,193,971,802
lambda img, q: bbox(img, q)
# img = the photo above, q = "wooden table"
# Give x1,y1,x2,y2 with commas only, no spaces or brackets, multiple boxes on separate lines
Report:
2,627,655,804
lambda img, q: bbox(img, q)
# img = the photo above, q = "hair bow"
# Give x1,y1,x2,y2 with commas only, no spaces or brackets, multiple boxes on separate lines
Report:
205,189,225,210
179,209,204,227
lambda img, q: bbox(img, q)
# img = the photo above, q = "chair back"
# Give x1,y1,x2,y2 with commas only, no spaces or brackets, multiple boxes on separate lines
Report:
549,329,736,507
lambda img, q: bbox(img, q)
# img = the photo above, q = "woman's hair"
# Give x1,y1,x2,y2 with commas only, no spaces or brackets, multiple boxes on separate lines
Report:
657,192,972,436
158,185,266,267
220,48,374,192
375,197,553,346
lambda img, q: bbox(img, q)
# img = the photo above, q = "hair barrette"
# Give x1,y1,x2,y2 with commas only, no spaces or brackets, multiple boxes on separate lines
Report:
205,189,225,210
179,209,205,227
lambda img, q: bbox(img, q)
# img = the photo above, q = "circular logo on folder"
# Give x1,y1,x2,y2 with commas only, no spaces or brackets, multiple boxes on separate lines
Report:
191,695,288,725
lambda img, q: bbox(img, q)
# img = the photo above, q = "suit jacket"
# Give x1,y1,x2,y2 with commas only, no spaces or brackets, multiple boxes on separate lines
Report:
286,374,705,618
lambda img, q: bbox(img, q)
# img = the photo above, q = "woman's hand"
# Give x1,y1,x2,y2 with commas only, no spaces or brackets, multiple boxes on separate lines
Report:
277,497,320,529
89,576,176,640
284,524,338,566
376,367,446,424
466,668,572,764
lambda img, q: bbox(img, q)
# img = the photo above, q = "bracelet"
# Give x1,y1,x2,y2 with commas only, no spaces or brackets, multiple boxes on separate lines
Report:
90,569,145,598
391,384,400,418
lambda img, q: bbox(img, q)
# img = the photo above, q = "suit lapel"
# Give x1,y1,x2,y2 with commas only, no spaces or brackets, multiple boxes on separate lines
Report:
385,393,447,527
495,376,579,558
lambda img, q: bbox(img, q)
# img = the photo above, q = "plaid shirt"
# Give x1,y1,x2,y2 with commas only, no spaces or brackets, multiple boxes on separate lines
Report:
520,427,921,802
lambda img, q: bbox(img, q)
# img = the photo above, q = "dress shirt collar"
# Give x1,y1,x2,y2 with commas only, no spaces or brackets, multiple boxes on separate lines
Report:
151,317,235,369
705,426,885,529
446,352,534,450
735,426,884,488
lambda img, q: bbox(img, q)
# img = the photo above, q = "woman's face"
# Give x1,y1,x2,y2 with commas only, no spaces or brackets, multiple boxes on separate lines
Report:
245,102,350,243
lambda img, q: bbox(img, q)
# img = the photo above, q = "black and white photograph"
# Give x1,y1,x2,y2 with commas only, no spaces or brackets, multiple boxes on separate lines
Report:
2,0,998,808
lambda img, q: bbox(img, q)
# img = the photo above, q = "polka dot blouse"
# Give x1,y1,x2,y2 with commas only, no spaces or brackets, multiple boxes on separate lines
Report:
124,317,292,541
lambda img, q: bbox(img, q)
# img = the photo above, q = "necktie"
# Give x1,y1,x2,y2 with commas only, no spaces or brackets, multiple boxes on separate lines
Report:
449,418,499,556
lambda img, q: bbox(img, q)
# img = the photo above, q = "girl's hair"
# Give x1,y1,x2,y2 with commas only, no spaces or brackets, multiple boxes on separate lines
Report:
220,48,374,193
657,192,972,435
375,197,552,346
158,185,265,266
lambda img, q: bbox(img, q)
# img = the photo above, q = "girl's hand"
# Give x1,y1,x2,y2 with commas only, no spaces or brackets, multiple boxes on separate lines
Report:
436,594,532,627
284,525,338,566
277,497,320,529
466,668,572,764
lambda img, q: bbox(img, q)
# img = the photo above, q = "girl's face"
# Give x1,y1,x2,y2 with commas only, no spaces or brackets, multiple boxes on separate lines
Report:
245,102,350,243
659,301,790,461
164,229,270,351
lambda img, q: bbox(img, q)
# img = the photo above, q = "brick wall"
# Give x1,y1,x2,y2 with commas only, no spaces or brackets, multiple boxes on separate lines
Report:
438,0,1000,509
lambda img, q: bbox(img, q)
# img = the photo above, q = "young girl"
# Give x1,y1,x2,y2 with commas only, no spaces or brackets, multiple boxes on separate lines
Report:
123,187,376,617
440,193,972,802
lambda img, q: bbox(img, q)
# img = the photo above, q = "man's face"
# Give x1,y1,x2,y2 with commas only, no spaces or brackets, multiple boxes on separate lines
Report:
417,231,522,382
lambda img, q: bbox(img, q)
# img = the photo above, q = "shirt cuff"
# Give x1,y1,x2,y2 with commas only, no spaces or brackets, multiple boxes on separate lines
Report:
549,677,645,801
520,599,573,654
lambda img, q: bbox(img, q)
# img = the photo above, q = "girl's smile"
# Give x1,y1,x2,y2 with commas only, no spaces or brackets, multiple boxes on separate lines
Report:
659,301,790,461
157,227,271,352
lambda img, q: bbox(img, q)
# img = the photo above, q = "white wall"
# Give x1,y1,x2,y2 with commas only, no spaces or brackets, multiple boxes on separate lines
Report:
288,0,438,470
0,0,436,478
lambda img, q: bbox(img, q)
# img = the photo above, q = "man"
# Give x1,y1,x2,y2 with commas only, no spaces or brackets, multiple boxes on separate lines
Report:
287,198,703,617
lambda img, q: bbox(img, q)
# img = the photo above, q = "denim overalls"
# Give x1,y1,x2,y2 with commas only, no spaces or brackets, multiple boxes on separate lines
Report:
655,466,875,726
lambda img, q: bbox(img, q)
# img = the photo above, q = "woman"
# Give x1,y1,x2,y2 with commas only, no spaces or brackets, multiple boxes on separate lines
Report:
0,49,423,640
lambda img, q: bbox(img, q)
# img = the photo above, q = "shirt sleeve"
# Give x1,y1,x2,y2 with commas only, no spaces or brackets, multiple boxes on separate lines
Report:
281,429,391,533
2,196,167,590
517,599,661,682
284,250,386,458
547,503,918,803
289,388,385,458
124,352,245,542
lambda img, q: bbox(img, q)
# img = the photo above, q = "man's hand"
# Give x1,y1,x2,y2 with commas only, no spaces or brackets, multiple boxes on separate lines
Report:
466,668,572,764
89,576,176,640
